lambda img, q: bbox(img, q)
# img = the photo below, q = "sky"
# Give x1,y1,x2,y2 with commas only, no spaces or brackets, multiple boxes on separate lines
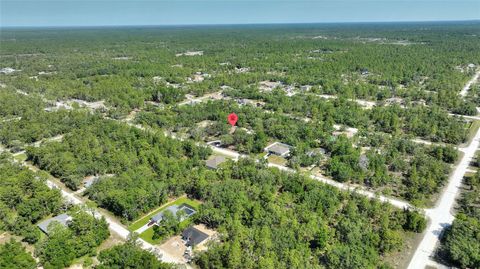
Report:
1,0,479,27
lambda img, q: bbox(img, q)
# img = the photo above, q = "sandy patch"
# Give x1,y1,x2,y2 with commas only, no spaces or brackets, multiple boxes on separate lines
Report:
112,56,131,60
0,67,19,74
159,236,188,263
176,51,203,57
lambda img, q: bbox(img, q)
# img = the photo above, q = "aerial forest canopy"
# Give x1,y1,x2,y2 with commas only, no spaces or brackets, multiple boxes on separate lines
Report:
0,21,479,269
0,22,479,114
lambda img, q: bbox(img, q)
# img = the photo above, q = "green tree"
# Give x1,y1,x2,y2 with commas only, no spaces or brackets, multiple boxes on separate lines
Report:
0,239,36,269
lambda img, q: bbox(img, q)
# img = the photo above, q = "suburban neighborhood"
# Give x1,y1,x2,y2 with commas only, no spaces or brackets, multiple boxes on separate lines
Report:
1,11,480,269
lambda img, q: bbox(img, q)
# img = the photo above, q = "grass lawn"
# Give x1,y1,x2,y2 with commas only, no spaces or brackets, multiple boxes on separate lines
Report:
13,153,27,162
256,152,268,159
268,155,288,166
139,227,161,244
128,197,200,232
466,120,480,146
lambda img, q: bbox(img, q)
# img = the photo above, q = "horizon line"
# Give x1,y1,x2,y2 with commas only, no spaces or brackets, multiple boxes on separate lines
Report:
2,19,479,29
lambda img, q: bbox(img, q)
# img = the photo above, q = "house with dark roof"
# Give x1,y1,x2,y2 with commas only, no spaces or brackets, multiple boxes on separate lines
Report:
182,227,209,247
37,213,72,235
150,203,196,224
264,142,292,157
205,155,227,170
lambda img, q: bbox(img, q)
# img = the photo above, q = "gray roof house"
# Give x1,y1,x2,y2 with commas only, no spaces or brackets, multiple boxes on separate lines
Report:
307,148,326,157
150,203,196,224
359,154,369,171
37,213,72,235
182,227,209,247
205,155,227,170
264,142,292,157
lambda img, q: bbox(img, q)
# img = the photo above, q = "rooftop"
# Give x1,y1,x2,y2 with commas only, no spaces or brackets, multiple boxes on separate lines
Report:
151,203,196,223
182,227,209,247
265,142,292,156
205,155,227,169
37,213,71,235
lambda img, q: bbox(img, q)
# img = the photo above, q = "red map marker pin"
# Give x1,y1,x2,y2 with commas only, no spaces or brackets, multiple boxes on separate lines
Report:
228,113,238,126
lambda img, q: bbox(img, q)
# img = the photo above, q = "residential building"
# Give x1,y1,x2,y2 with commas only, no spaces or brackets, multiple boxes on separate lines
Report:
205,155,227,170
37,213,72,235
264,142,292,157
182,227,209,247
150,203,196,224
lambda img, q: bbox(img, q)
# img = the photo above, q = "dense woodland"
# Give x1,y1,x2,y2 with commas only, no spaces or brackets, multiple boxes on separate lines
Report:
96,238,172,269
191,159,426,269
138,99,458,204
27,119,211,219
0,239,37,269
0,154,63,243
1,23,479,115
0,156,111,269
1,22,480,268
35,211,110,269
439,169,480,269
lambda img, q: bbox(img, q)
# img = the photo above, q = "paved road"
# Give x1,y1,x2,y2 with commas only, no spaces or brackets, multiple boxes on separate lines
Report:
407,85,480,269
203,144,413,209
449,113,480,121
134,223,152,235
311,94,376,109
118,93,480,268
266,162,412,209
459,69,480,97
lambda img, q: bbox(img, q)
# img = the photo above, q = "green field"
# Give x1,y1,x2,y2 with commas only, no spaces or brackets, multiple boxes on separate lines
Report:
13,153,27,162
268,155,288,166
466,120,480,146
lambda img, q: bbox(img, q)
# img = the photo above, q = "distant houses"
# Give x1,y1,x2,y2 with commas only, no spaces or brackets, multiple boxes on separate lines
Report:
150,203,196,225
205,155,227,170
264,142,292,157
37,213,72,235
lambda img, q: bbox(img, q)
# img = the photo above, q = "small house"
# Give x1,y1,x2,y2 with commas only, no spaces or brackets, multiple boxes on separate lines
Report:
264,142,292,157
307,148,326,157
359,154,369,171
206,155,227,170
182,227,209,247
150,204,196,224
37,213,72,235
